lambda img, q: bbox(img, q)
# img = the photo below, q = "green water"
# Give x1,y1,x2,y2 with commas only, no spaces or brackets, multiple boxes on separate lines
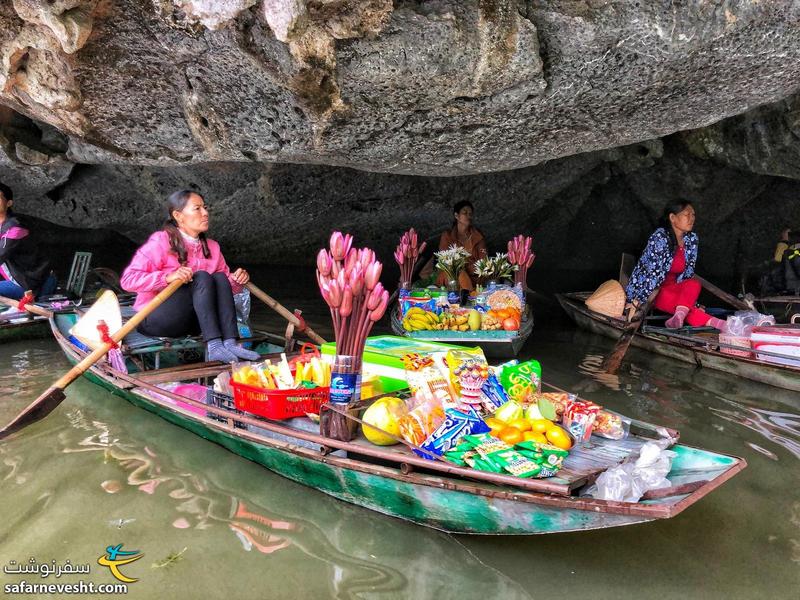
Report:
1,300,799,599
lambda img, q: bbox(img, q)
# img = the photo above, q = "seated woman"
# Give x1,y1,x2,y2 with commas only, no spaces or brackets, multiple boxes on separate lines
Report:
625,200,726,330
120,190,259,363
420,200,488,291
0,182,56,301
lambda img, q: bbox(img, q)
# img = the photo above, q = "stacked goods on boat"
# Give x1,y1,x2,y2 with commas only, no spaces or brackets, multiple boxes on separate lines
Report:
359,347,630,480
400,284,525,334
716,310,800,367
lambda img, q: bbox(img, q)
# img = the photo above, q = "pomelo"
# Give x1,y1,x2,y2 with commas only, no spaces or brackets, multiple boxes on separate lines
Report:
362,397,408,446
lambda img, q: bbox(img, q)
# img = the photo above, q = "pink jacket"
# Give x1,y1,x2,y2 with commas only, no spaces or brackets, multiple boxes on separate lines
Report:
121,231,243,310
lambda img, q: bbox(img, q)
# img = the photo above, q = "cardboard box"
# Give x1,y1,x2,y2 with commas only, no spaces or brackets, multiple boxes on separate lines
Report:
750,326,800,367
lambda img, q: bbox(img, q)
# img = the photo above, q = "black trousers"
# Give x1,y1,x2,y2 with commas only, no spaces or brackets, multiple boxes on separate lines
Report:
137,271,238,342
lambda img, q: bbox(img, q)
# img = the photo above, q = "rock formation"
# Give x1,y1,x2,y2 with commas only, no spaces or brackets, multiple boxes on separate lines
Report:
0,1,798,288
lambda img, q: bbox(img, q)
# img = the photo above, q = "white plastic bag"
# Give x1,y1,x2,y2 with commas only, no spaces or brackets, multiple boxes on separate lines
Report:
587,439,677,502
725,310,775,336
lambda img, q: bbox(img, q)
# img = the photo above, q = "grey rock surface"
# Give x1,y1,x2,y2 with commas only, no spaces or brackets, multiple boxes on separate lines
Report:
0,1,799,174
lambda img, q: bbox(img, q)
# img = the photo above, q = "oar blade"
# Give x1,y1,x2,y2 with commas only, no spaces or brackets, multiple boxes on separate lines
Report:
0,387,66,440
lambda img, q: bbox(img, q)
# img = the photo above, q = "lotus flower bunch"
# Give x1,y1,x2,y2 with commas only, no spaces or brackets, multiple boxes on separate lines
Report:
317,231,390,360
394,228,427,287
473,253,517,282
507,235,535,287
434,244,471,283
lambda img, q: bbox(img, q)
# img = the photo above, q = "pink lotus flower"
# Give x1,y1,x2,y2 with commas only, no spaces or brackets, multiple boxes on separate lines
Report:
369,291,389,321
317,249,332,276
364,261,382,291
339,285,353,317
329,231,345,261
367,282,385,310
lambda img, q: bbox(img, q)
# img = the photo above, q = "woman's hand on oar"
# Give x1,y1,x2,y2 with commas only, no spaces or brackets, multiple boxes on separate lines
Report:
0,280,185,440
245,282,327,345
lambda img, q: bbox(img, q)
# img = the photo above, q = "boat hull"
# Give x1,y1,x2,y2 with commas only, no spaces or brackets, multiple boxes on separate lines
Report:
0,317,51,342
49,313,744,535
557,292,800,392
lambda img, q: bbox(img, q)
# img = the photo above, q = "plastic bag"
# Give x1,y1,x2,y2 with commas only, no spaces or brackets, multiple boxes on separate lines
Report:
587,439,676,502
726,310,775,336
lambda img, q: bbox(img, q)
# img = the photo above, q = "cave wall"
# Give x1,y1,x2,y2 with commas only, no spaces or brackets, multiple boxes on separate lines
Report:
0,1,799,291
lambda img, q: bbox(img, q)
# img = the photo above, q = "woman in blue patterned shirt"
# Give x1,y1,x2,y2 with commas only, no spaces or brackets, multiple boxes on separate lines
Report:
625,201,726,330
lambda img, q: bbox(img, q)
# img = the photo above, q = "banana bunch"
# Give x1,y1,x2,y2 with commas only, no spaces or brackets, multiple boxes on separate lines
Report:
402,307,439,331
436,313,470,331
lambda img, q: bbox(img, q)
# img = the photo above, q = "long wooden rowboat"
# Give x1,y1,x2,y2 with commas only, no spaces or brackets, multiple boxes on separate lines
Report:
557,291,800,392
45,309,744,535
390,304,534,358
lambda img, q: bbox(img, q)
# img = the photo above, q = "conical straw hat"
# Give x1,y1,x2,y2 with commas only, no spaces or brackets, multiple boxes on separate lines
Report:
69,289,123,350
585,280,625,318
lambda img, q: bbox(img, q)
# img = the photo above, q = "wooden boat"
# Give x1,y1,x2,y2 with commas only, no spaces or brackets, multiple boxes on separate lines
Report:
41,306,745,535
390,304,533,358
558,292,800,392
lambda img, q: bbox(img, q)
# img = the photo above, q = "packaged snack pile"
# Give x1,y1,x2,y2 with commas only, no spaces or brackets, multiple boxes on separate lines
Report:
232,354,330,390
356,346,631,480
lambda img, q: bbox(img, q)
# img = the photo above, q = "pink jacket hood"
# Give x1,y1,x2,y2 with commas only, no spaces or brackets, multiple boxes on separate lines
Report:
121,231,243,310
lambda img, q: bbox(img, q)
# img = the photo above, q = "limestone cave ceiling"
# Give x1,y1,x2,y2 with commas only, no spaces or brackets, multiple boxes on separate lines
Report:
0,0,799,277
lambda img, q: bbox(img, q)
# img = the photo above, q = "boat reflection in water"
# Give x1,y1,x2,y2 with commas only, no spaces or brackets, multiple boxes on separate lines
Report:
1,393,533,600
567,328,800,463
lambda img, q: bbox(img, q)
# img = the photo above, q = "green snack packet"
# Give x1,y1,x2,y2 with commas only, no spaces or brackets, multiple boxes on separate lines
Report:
500,359,542,403
516,440,569,460
465,453,504,473
487,449,542,478
462,433,511,457
443,449,469,466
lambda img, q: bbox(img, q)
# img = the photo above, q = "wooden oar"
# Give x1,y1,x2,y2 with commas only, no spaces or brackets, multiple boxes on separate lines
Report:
0,293,53,318
696,276,750,311
603,297,654,375
245,282,327,345
0,280,184,440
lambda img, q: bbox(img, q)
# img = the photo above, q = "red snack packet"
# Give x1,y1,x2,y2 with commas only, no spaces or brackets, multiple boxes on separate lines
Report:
562,399,601,444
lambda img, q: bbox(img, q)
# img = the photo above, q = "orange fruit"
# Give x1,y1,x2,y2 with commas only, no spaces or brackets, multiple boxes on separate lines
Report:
530,419,552,434
498,426,524,445
523,431,548,444
484,417,506,435
545,426,573,450
507,418,532,433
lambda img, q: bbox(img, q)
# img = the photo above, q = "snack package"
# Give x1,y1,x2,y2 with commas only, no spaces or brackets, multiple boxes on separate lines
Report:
398,392,446,446
593,410,630,440
562,399,601,444
446,348,488,397
513,441,569,478
404,353,453,404
499,359,542,403
536,392,573,421
416,407,490,458
480,373,510,412
486,285,524,312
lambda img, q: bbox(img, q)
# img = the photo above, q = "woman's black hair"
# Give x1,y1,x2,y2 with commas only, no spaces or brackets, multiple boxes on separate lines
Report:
164,190,210,264
451,200,474,229
0,182,13,202
659,200,693,252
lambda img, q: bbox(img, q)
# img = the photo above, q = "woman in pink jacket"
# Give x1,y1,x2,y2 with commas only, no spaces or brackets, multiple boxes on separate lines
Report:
121,190,260,363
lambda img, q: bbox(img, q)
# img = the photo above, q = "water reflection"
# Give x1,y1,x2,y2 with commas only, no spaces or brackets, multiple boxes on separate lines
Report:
710,401,800,460
1,380,533,600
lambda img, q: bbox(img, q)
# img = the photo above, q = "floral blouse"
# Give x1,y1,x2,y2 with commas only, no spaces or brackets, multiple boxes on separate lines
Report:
625,228,698,304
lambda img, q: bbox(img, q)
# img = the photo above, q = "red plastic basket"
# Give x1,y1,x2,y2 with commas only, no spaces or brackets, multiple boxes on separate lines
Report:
231,380,329,420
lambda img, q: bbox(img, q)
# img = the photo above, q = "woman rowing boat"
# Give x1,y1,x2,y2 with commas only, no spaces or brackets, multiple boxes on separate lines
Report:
120,190,259,362
625,200,726,330
0,182,56,301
